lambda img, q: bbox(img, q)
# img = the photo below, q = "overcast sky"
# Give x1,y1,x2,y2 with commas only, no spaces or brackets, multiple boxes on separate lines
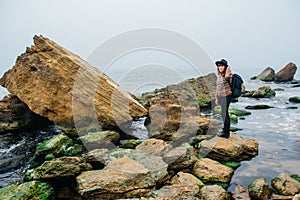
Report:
1,0,300,83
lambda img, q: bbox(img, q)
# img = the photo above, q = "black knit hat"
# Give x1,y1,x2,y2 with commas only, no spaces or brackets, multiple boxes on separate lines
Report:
215,59,228,67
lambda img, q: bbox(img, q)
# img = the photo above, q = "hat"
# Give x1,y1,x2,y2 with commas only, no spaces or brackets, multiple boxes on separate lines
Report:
215,59,228,67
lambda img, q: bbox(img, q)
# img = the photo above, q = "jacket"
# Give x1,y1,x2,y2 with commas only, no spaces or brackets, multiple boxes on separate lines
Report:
216,66,233,98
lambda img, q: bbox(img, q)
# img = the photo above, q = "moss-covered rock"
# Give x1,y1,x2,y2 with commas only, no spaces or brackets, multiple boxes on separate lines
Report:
0,181,54,200
214,106,250,123
243,86,276,98
36,134,73,157
248,178,272,200
120,139,142,149
289,96,300,103
78,130,120,150
24,156,92,181
271,173,300,196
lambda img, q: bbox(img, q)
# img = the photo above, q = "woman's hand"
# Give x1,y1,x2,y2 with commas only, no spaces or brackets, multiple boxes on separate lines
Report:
215,98,219,106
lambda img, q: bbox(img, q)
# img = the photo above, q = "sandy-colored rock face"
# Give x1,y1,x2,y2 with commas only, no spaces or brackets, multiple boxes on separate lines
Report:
0,35,147,135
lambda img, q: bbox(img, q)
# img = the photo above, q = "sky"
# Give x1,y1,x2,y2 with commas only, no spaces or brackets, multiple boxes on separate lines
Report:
0,0,300,95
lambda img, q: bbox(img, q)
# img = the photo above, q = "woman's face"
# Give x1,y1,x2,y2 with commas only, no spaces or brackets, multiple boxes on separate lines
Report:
217,64,226,73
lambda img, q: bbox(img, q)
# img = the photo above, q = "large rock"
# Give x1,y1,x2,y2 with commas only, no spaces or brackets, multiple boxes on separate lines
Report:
248,178,272,200
199,185,228,200
139,73,217,109
192,158,234,183
274,62,297,82
243,86,276,98
271,173,300,196
0,181,54,200
24,156,92,180
197,133,259,162
0,35,147,136
152,184,200,200
76,156,168,199
0,94,52,133
255,67,275,81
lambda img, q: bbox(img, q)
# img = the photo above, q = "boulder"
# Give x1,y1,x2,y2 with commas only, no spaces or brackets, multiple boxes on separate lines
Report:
24,156,92,180
0,35,147,136
197,133,259,162
35,134,73,157
192,158,234,183
274,62,297,82
243,86,276,98
229,184,250,200
271,173,300,196
76,156,168,199
0,181,54,200
0,94,52,133
289,96,300,103
255,67,275,81
199,185,228,200
152,184,200,200
169,171,204,187
139,73,217,109
248,178,272,200
78,130,120,150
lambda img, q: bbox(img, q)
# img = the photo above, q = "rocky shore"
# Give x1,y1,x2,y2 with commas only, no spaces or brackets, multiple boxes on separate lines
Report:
0,36,299,199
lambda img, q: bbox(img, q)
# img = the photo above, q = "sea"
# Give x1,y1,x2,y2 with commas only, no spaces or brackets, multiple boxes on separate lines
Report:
0,65,299,190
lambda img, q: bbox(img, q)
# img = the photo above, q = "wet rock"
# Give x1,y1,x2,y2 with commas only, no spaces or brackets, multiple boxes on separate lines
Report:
248,178,272,200
214,106,251,123
271,173,300,196
254,67,275,81
152,184,200,199
245,104,274,109
0,35,147,136
24,156,92,181
274,62,297,82
272,194,295,200
35,134,73,157
0,155,26,173
192,158,233,184
76,156,168,199
0,181,54,199
199,185,228,200
197,133,259,162
243,86,276,98
289,96,300,103
0,94,52,133
78,130,120,150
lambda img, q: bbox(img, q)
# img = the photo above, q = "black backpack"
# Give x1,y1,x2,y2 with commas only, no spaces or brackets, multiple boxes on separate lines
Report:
230,74,243,98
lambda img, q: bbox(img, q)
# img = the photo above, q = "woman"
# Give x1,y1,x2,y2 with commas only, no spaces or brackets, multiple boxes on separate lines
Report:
215,59,233,138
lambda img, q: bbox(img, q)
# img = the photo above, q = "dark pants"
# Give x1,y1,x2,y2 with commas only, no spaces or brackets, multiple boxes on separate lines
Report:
218,95,232,134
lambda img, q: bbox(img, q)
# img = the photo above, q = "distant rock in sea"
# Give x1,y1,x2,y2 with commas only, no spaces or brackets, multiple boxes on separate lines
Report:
274,62,297,82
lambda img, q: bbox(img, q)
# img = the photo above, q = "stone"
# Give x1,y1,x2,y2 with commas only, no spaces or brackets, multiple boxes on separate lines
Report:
0,181,54,200
245,104,274,109
199,185,228,200
256,67,275,81
274,62,297,82
24,156,92,180
271,173,300,196
76,156,168,199
197,133,259,162
289,96,300,103
0,35,147,136
0,94,52,133
248,178,272,200
272,194,295,200
35,134,73,157
152,184,200,200
135,138,171,157
169,171,204,188
192,158,234,183
243,86,276,98
293,194,300,200
78,130,120,150
139,73,217,109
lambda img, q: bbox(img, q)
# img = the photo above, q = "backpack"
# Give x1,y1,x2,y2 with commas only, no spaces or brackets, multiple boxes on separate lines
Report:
230,74,243,98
